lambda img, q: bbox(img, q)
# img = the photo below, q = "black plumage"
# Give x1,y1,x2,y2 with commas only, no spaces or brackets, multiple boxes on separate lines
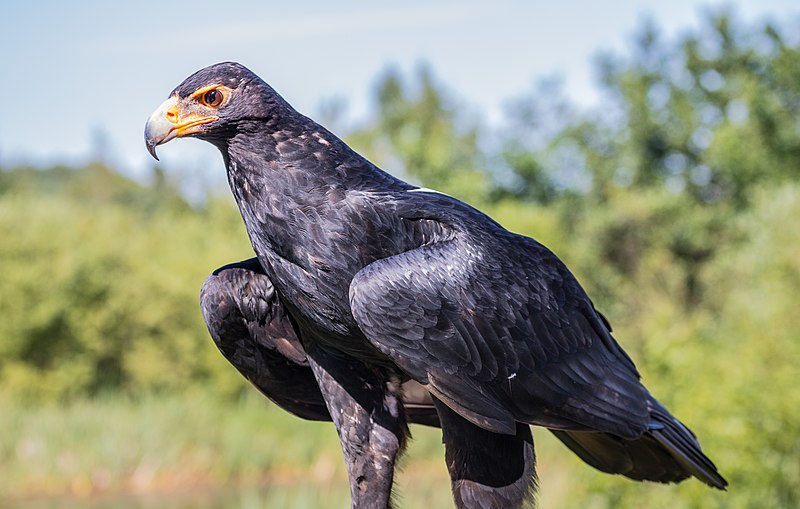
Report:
145,62,727,508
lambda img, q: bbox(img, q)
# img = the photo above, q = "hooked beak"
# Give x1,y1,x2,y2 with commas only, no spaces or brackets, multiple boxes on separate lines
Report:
144,96,218,160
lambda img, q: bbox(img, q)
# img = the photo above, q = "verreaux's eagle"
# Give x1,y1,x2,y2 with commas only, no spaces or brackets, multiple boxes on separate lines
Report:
145,62,726,509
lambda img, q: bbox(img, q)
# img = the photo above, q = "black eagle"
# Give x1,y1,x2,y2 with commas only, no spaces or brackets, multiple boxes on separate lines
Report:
145,62,726,509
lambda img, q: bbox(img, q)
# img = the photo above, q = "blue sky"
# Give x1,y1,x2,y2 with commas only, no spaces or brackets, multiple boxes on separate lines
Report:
1,1,797,179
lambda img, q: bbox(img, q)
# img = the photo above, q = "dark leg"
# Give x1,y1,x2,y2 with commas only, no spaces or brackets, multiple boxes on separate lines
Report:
307,350,409,509
432,397,537,509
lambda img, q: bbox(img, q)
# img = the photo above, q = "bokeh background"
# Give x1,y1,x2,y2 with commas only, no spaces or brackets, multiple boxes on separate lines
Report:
2,1,799,508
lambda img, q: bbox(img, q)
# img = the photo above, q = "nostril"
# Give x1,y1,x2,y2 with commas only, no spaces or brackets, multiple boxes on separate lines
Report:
165,106,179,123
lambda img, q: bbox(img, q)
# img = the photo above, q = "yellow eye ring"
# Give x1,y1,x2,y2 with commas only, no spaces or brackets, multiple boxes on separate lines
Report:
202,89,224,107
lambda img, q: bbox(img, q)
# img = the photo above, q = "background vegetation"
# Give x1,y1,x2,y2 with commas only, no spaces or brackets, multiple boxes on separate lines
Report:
2,11,798,509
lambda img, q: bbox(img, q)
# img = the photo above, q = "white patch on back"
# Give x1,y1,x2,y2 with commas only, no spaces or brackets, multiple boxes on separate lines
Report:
407,187,450,197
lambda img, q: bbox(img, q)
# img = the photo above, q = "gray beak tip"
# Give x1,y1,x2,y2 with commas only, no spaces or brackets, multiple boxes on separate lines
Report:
145,137,160,161
144,96,179,162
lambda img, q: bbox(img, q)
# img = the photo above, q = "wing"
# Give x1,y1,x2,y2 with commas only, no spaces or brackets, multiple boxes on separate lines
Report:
349,226,650,438
201,258,440,426
201,259,330,421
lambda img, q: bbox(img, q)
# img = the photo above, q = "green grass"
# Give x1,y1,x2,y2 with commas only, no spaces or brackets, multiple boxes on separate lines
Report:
0,390,581,508
0,390,758,509
0,391,454,507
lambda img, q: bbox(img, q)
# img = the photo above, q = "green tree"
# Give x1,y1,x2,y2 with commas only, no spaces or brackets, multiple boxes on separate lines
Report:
594,11,800,204
347,65,490,202
0,164,251,401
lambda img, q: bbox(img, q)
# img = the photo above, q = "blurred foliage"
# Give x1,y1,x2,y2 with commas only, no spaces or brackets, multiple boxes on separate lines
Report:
347,64,491,202
1,8,799,508
0,163,253,401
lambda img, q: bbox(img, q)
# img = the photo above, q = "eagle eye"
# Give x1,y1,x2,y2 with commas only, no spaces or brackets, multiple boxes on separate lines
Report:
202,89,224,108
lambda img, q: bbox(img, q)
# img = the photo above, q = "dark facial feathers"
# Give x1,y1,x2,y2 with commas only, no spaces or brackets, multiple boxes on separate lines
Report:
170,61,255,98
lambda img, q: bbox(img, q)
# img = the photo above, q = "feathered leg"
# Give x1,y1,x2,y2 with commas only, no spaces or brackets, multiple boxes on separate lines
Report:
307,351,409,509
432,397,537,509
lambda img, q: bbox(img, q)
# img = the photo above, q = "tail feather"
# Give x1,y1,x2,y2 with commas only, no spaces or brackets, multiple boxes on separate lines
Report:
551,396,727,490
648,400,728,489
